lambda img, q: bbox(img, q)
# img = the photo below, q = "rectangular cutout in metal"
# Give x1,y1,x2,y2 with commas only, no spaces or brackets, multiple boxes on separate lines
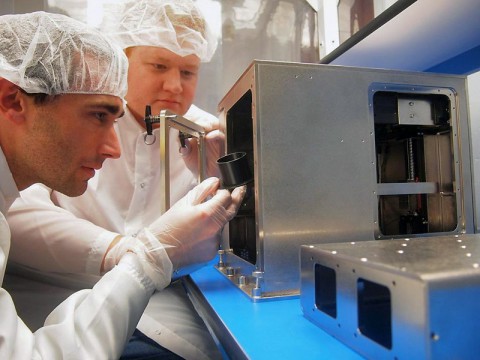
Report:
226,90,256,265
373,91,457,236
314,264,337,318
357,278,392,349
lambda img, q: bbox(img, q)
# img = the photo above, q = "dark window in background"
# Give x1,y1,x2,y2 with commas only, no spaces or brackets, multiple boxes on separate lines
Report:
339,0,375,45
350,0,374,35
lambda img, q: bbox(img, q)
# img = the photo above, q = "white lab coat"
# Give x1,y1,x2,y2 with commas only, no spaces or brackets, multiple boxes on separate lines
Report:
5,106,221,360
0,147,155,359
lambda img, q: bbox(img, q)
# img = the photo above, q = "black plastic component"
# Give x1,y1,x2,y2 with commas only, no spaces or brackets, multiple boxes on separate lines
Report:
217,151,253,189
145,105,153,135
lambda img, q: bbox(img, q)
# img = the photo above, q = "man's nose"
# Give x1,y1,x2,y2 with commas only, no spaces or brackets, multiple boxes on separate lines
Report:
101,126,121,160
162,68,182,94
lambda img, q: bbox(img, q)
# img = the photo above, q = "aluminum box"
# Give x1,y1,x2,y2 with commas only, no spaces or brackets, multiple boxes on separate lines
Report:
215,60,474,300
300,235,480,359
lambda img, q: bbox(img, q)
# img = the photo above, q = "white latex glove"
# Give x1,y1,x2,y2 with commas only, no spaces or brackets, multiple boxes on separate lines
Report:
181,104,224,178
103,229,173,291
150,176,245,270
103,177,245,290
184,104,219,131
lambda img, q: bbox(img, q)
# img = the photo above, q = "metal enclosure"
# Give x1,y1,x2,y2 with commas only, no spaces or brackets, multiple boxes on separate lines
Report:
215,60,474,300
300,235,480,359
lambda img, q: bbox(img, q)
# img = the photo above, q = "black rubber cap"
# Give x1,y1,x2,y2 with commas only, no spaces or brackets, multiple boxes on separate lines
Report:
216,152,253,189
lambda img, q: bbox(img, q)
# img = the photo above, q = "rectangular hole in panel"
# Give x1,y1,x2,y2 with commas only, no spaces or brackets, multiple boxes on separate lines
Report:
357,278,392,349
314,263,337,318
373,91,456,236
226,90,256,264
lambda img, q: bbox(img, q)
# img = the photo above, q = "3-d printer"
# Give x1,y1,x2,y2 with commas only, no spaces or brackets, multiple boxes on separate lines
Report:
215,60,474,300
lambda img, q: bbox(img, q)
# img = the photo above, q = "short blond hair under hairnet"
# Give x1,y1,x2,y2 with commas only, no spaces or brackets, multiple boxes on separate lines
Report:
0,11,128,98
101,0,217,62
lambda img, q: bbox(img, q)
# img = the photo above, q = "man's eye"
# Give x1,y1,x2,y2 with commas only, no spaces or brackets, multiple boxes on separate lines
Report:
181,70,196,78
94,112,108,122
153,63,167,70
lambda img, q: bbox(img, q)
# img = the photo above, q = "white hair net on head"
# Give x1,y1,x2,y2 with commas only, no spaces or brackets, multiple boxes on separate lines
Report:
0,11,128,98
101,0,217,62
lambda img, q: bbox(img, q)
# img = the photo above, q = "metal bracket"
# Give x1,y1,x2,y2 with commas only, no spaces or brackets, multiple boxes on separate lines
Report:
144,107,206,213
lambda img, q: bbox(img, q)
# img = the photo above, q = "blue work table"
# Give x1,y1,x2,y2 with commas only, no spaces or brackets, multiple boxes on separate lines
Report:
185,264,364,360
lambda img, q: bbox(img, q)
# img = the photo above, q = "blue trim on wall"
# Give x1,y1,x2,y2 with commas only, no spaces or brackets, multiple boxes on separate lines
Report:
426,45,480,75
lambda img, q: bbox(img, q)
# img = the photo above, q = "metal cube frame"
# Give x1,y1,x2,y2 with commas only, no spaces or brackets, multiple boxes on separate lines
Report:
215,60,474,300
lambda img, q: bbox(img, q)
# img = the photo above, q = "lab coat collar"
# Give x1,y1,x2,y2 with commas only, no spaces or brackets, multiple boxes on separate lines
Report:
0,147,20,214
122,106,152,134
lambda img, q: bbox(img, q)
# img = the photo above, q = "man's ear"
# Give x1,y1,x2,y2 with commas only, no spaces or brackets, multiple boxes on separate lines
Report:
0,78,27,123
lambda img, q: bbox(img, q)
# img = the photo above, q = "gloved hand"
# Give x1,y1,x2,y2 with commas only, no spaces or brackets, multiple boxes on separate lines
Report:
103,177,245,290
149,176,245,270
180,104,224,178
184,104,219,131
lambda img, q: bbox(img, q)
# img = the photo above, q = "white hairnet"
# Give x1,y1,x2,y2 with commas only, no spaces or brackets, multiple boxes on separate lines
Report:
0,11,128,98
101,0,217,62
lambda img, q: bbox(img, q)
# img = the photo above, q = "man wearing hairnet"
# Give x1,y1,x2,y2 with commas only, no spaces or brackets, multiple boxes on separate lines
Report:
0,11,243,359
4,1,238,359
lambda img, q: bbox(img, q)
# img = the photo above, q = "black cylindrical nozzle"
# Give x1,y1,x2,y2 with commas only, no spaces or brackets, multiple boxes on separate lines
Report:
216,152,253,189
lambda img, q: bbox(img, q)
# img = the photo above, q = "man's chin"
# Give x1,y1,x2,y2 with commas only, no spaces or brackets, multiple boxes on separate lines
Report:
153,102,186,116
52,181,88,197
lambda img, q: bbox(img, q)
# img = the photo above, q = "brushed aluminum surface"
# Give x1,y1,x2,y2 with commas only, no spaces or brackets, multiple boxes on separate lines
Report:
216,60,473,299
301,235,480,359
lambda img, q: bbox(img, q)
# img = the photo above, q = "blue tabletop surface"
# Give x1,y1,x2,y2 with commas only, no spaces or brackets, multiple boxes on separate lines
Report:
189,264,364,360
